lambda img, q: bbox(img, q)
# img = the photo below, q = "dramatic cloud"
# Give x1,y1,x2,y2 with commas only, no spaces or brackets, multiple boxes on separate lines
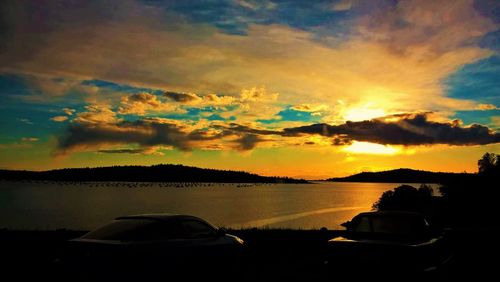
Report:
56,110,500,156
57,119,192,154
56,115,282,154
2,0,500,175
1,0,495,118
283,113,500,146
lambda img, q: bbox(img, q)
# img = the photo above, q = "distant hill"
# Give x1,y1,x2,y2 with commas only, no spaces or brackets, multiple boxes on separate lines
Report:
326,168,475,184
0,164,309,183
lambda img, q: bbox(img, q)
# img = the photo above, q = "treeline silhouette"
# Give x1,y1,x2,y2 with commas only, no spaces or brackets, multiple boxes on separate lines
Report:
373,152,500,229
327,168,474,183
0,164,309,183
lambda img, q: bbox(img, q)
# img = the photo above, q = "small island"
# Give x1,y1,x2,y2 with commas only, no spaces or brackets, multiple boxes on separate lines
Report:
326,168,474,184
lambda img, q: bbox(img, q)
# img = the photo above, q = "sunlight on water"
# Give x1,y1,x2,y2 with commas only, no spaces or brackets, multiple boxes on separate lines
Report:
0,181,437,230
234,206,365,227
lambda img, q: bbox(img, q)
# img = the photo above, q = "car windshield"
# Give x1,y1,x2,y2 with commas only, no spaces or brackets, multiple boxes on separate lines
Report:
352,215,429,235
82,219,157,240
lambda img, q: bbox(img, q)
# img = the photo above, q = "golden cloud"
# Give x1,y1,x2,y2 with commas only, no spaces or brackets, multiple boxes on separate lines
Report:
50,116,69,122
1,0,497,124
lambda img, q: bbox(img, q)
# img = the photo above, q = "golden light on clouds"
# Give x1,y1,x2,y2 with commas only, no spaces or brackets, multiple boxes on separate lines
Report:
344,105,386,122
343,141,399,155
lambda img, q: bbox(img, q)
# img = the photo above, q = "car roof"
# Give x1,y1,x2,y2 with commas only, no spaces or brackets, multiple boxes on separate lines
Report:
115,213,215,225
354,211,425,218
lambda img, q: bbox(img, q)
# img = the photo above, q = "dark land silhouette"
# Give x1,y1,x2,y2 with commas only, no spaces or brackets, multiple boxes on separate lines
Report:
0,164,309,183
1,153,500,281
327,168,474,183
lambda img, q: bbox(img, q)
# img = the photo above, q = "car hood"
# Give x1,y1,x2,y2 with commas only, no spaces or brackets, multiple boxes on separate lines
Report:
328,234,440,247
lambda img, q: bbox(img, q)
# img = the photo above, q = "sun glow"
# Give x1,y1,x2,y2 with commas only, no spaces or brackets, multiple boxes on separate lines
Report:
343,141,399,155
344,106,385,122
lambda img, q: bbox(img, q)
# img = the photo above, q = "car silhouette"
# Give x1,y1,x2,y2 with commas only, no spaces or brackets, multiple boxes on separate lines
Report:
324,211,452,279
59,214,246,281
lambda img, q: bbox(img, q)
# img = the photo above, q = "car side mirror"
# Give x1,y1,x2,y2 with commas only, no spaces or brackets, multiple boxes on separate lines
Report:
216,227,227,237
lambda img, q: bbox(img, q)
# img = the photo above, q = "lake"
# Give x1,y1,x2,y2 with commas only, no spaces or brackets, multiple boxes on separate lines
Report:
0,181,436,230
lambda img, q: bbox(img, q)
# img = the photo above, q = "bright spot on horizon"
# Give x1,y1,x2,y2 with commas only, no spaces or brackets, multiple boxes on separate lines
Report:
344,107,386,122
343,141,399,155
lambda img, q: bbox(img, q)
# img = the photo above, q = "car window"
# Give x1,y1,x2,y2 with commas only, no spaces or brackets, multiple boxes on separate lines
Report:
132,222,185,241
371,216,427,234
352,217,371,232
180,220,217,239
82,219,157,240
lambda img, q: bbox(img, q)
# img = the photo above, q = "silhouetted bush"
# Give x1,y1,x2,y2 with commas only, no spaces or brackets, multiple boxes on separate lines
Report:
373,184,433,212
372,184,444,227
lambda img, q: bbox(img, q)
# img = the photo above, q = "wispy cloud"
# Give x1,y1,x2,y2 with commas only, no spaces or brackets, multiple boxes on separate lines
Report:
476,103,499,110
21,137,38,142
50,116,68,122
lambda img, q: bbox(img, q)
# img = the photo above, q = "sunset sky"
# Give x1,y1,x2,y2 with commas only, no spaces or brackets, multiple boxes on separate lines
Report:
1,0,499,179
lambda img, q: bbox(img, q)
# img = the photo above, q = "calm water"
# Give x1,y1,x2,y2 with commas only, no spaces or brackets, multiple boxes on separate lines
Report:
0,181,435,230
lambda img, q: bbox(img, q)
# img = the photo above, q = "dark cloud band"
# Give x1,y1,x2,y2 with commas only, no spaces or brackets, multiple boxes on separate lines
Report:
283,113,500,146
56,113,500,155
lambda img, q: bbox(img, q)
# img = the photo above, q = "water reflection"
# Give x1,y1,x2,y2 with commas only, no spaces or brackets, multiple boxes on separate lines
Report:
0,181,437,230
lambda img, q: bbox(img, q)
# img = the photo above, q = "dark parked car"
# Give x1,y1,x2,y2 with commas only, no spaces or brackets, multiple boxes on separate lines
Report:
324,211,452,278
59,214,246,281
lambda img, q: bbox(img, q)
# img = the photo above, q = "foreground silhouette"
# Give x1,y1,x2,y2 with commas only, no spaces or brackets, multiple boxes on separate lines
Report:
2,153,499,281
57,214,246,281
324,211,452,280
372,152,500,228
370,152,500,280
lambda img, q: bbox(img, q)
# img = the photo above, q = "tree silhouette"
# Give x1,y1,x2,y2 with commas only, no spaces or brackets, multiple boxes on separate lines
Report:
437,152,499,227
477,152,499,176
373,184,434,212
